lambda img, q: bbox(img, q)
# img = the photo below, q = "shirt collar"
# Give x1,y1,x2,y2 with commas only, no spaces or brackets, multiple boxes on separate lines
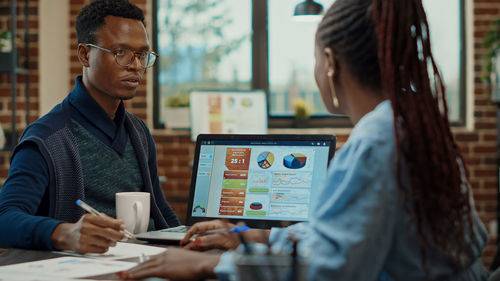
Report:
68,76,126,140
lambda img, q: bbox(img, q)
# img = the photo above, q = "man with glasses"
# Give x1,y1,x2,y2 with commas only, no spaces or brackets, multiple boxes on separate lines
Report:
0,0,180,253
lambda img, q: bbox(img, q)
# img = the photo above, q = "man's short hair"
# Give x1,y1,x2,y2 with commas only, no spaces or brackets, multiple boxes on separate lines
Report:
76,0,145,44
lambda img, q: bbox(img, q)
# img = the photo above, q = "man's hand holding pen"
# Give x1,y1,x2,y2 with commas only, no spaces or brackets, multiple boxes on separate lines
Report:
50,200,128,254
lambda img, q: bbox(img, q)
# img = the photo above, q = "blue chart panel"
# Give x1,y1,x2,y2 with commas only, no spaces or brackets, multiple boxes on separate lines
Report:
283,153,307,169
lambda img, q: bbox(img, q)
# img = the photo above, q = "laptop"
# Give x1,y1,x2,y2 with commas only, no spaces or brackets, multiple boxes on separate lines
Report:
136,134,336,244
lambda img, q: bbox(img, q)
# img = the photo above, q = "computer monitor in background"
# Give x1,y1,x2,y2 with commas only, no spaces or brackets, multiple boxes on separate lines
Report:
189,90,268,141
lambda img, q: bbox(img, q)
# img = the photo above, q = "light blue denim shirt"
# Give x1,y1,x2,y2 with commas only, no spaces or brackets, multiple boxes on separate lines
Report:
215,100,488,281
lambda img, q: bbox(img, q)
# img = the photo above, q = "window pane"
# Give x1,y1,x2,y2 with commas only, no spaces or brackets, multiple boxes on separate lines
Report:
423,0,462,122
268,0,463,121
268,0,335,117
155,0,463,125
157,0,252,125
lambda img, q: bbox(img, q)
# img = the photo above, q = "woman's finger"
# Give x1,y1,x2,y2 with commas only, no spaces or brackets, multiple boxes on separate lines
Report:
181,221,218,245
123,253,167,279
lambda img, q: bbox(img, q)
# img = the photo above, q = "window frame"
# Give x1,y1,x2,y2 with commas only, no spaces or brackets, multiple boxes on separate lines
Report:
152,0,161,129
457,0,466,126
153,0,466,129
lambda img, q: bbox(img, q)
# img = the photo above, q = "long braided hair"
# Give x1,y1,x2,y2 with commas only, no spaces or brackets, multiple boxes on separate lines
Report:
316,0,473,272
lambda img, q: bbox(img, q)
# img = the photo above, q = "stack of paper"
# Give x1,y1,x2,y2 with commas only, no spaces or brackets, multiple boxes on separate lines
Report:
85,241,167,260
0,242,167,280
0,257,135,279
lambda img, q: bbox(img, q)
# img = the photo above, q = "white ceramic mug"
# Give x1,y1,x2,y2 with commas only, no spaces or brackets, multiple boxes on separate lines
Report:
116,192,150,234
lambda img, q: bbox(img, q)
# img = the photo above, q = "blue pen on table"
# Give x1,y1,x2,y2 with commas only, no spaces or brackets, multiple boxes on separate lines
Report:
237,230,252,255
75,199,136,240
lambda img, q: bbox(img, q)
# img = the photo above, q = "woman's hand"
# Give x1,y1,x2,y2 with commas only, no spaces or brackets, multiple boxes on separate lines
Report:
181,220,240,251
119,248,220,280
180,219,273,251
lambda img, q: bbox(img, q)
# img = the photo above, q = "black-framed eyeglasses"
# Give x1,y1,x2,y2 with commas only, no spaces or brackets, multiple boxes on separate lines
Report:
85,43,158,68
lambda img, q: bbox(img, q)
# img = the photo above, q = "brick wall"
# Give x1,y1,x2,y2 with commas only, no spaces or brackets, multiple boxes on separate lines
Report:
69,0,148,121
0,0,38,178
0,0,499,268
468,0,500,266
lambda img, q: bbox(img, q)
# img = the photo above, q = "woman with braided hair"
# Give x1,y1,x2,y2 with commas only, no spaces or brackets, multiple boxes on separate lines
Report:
121,0,488,280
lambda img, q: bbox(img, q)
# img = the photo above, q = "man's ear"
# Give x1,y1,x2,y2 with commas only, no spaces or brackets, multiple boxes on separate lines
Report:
323,47,338,77
77,43,90,67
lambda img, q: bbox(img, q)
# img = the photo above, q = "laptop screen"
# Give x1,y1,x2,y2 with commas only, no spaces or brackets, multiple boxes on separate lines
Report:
187,135,335,228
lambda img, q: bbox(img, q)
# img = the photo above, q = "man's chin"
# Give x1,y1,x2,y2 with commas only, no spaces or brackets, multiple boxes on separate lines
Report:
113,91,136,101
120,95,135,101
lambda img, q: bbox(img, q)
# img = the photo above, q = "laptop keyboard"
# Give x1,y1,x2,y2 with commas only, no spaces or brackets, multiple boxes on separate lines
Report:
160,225,190,233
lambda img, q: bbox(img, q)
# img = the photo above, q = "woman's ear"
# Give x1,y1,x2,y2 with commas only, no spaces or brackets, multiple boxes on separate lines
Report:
323,47,337,76
77,43,90,67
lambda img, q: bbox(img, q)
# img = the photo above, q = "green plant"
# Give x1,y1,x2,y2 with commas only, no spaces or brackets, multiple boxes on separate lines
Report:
0,31,11,51
482,18,500,81
293,98,313,120
166,94,190,107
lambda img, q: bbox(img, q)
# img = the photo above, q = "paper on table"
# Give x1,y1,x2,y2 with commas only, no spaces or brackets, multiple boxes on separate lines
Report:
0,271,60,281
0,257,136,279
0,269,112,281
54,242,167,261
83,242,167,260
84,242,167,260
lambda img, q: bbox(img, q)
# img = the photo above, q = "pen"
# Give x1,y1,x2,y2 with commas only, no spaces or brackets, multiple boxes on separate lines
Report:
194,225,250,237
76,199,136,240
238,230,251,255
139,253,149,263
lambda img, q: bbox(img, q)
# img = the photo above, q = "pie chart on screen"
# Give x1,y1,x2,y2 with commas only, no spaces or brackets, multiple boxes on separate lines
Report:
257,151,274,169
283,153,307,169
250,202,263,210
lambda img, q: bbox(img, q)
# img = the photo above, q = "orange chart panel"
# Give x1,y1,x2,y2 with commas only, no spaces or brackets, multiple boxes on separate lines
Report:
220,197,245,207
220,206,244,216
208,96,222,114
223,170,248,180
221,188,246,197
225,148,251,170
208,96,222,133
